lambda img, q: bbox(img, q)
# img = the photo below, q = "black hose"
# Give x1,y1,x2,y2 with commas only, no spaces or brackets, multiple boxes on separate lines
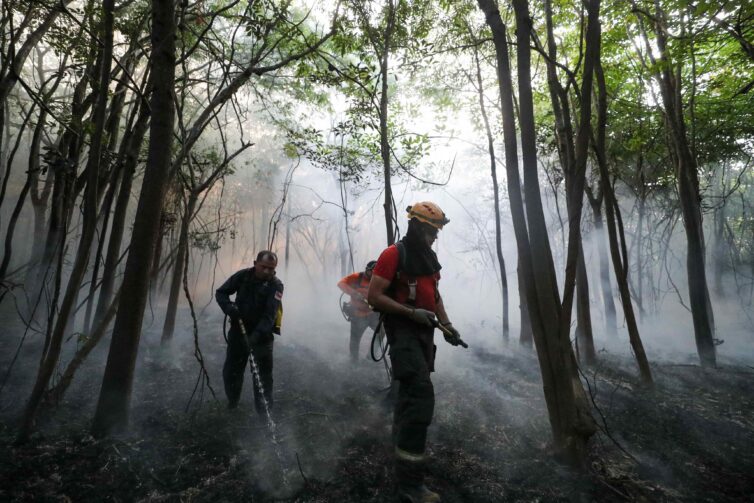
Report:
370,316,388,362
370,316,393,388
339,292,351,321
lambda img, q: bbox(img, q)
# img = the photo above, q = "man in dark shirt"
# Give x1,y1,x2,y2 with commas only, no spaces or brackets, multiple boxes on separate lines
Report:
216,250,284,412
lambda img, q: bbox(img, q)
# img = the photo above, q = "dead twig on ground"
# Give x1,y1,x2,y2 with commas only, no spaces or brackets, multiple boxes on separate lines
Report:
296,452,309,486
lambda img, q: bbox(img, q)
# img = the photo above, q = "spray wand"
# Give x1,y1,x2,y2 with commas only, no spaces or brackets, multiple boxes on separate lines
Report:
237,319,290,488
432,319,469,348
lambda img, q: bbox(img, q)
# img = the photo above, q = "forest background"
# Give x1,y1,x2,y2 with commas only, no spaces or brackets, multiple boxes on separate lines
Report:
0,0,753,501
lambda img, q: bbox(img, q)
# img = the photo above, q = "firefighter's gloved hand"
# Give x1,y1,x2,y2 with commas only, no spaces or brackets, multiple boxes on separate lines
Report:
410,308,436,326
248,330,263,346
227,303,241,320
443,323,463,346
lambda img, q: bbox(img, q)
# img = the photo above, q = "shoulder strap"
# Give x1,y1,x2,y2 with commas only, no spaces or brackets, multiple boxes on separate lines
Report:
396,241,406,274
392,241,416,305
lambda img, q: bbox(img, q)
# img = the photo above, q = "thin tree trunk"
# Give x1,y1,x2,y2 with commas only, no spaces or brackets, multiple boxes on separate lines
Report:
634,0,716,366
16,0,115,443
284,197,291,272
83,164,122,333
518,259,533,348
44,287,122,406
32,61,93,298
594,59,653,385
161,192,197,343
92,0,177,436
93,101,150,328
0,0,74,158
588,191,617,333
0,107,47,278
575,248,596,364
380,0,397,245
472,38,509,342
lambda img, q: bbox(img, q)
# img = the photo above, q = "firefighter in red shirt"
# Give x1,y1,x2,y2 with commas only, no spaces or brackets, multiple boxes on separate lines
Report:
368,201,464,503
338,261,380,362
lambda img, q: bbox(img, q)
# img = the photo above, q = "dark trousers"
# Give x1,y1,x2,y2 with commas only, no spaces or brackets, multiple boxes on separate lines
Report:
223,330,274,413
385,317,435,487
349,313,380,361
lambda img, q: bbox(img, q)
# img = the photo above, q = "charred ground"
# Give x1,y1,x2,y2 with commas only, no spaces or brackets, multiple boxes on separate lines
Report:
1,314,753,502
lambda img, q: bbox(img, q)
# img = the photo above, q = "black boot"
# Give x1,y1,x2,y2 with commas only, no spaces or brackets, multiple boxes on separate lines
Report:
395,457,440,503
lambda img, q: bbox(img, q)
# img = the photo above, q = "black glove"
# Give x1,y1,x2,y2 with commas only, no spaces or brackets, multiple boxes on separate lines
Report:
227,303,241,320
247,330,262,347
410,308,436,327
442,323,466,347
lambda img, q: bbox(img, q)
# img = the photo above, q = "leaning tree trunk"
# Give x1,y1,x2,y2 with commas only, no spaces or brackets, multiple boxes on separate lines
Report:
91,0,176,437
83,162,122,333
594,59,653,385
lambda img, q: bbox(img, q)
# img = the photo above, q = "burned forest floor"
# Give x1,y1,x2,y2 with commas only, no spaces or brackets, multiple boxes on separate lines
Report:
1,310,753,502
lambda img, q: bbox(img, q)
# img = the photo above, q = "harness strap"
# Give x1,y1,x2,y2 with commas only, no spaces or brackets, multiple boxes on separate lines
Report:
407,279,417,303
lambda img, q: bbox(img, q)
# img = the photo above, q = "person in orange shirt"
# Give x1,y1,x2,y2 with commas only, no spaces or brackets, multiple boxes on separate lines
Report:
337,260,379,362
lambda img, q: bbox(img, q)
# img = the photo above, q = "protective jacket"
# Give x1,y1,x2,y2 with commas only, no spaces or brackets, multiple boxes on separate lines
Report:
216,267,284,343
337,272,372,318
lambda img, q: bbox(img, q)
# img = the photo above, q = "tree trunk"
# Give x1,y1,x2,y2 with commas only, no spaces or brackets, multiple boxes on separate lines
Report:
714,199,726,297
31,60,93,298
575,248,596,364
83,164,122,333
518,259,533,348
93,102,150,328
634,0,716,367
0,106,47,278
0,0,74,158
16,0,115,443
161,192,197,343
540,0,597,365
45,287,122,406
594,59,653,384
517,0,599,465
380,0,397,245
92,0,176,436
472,39,509,342
588,192,617,333
478,0,596,466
